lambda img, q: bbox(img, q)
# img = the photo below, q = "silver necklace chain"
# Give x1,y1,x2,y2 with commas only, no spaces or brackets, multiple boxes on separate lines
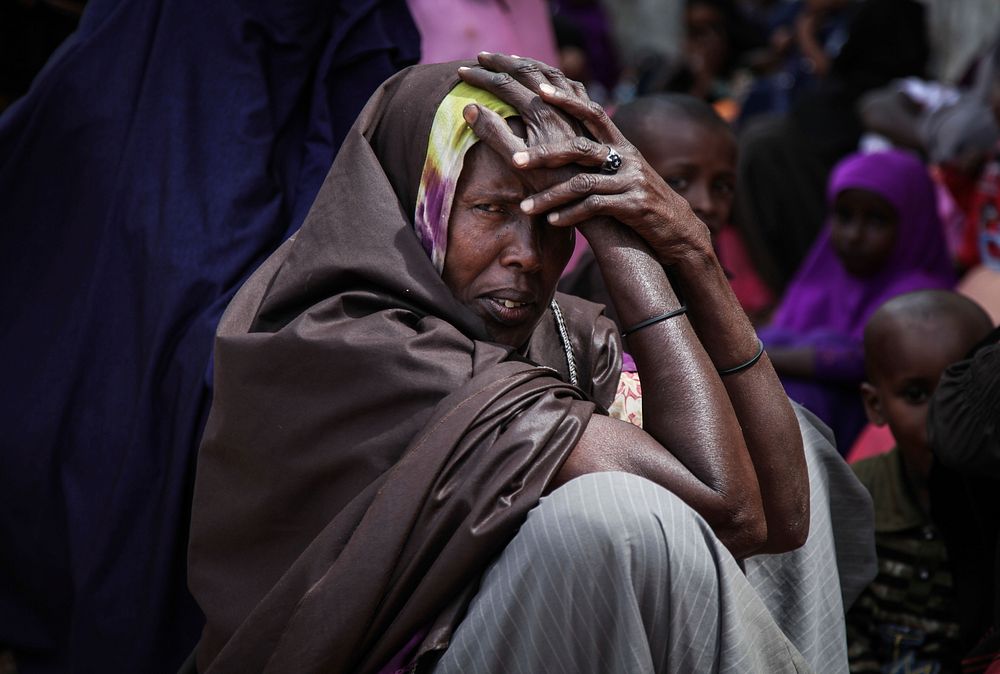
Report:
549,299,579,387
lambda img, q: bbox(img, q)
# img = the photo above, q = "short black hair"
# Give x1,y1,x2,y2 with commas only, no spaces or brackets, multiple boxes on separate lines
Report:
863,290,993,380
613,93,732,144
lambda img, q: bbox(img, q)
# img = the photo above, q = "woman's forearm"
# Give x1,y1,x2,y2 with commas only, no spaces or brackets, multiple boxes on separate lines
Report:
580,219,766,544
672,245,809,552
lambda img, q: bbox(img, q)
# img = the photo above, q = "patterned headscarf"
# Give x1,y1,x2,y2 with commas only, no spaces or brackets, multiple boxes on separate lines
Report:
413,82,517,272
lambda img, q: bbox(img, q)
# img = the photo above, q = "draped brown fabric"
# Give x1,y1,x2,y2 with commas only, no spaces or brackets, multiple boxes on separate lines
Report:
187,62,622,674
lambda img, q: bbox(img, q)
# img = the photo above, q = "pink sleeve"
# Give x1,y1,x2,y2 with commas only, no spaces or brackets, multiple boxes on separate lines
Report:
608,371,643,428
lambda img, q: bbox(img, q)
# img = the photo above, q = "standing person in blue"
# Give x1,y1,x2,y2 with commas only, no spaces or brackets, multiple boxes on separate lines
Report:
0,0,419,671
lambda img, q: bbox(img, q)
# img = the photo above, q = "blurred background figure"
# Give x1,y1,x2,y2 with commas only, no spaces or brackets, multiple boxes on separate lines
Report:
592,0,683,100
409,0,559,66
0,0,419,671
759,150,955,453
681,0,764,117
550,0,621,103
735,0,929,296
737,0,855,125
625,0,765,121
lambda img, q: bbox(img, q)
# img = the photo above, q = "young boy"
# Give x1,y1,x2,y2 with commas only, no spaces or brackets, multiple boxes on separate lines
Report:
559,93,774,326
847,289,994,673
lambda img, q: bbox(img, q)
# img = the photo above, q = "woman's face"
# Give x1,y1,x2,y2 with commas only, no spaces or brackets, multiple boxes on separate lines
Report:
443,141,574,348
829,188,898,277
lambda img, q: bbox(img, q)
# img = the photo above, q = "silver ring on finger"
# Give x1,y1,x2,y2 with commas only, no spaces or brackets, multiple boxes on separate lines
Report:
601,146,622,175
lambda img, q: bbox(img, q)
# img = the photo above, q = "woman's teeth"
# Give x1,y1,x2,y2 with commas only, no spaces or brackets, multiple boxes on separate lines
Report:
499,299,526,308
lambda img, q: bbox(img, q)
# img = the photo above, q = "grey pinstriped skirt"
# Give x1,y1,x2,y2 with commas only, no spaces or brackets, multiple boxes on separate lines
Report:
432,404,875,674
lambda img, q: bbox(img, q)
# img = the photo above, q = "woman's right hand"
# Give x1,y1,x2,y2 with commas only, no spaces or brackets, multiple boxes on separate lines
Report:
458,54,714,267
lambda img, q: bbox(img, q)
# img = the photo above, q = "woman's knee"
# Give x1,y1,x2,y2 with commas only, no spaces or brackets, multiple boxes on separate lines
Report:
525,471,712,564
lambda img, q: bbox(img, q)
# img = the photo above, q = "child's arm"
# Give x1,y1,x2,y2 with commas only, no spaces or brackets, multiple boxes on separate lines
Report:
765,340,866,383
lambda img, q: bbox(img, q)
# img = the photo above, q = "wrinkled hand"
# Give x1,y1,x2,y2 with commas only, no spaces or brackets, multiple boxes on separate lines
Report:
458,53,712,265
456,54,583,192
457,53,582,147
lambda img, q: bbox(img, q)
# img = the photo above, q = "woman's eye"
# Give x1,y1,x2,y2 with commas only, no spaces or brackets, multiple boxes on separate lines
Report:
475,203,508,216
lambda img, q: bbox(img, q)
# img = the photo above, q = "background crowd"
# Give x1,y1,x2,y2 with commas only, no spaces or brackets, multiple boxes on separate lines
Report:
2,0,999,672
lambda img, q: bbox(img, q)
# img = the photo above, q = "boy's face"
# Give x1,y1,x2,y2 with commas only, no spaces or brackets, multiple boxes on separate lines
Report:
861,321,972,481
639,116,737,237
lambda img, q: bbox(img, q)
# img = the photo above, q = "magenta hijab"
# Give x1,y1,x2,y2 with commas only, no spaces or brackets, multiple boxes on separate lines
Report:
768,149,956,340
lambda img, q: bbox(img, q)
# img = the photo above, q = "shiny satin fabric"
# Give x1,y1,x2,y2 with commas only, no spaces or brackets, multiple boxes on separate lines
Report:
187,62,622,673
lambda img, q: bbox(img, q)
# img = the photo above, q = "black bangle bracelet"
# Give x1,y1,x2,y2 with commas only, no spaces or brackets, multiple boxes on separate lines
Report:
621,303,688,338
717,337,765,376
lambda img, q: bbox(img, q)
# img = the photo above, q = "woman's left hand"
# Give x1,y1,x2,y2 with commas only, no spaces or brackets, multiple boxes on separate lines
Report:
459,53,712,266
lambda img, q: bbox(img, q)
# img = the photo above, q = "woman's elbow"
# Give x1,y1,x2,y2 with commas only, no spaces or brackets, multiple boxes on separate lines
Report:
714,496,768,559
763,512,810,553
758,491,811,554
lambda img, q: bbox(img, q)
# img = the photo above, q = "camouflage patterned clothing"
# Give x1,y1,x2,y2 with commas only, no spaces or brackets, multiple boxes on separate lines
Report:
847,448,962,674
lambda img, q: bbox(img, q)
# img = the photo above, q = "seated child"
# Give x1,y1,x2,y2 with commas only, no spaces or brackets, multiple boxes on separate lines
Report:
846,289,994,674
560,93,774,326
759,150,956,452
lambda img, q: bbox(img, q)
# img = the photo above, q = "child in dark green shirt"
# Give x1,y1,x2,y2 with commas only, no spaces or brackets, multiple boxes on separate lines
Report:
847,290,993,673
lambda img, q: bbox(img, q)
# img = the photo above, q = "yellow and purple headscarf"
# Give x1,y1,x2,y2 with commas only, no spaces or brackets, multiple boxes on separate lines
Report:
414,82,517,272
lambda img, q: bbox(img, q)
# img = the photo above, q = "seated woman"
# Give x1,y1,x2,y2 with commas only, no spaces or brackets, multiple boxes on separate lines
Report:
760,149,955,453
187,55,836,674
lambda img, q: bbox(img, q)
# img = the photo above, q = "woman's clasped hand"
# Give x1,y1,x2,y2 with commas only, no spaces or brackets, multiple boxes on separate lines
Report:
457,52,713,267
454,52,808,560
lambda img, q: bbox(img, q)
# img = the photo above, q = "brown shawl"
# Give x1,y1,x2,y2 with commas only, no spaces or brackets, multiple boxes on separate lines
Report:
187,62,622,674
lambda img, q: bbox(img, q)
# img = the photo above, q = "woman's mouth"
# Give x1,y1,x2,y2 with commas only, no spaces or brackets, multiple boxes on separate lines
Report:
482,295,537,325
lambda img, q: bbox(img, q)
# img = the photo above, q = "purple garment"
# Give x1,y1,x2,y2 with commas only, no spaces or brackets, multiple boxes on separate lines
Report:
760,149,956,451
550,2,620,91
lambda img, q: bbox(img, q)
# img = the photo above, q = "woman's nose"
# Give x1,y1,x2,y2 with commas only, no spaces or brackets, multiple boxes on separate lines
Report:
499,217,544,272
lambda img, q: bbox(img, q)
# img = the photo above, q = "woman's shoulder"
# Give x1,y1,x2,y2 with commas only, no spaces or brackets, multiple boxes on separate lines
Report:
552,292,616,329
524,293,622,407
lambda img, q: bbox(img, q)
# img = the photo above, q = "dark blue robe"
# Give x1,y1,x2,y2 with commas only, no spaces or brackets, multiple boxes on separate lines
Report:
0,1,419,671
